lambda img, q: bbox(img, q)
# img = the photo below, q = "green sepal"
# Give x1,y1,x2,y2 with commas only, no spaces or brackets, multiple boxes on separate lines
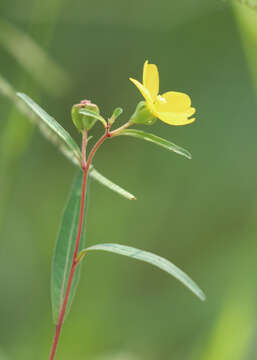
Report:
72,101,100,132
79,109,107,127
130,101,157,125
109,107,123,125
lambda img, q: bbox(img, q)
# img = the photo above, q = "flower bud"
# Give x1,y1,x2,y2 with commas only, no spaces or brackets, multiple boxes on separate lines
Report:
109,107,123,126
72,99,100,132
130,101,157,125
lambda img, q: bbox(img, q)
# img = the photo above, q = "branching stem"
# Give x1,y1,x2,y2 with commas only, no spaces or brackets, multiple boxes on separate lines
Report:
110,120,132,137
49,127,110,360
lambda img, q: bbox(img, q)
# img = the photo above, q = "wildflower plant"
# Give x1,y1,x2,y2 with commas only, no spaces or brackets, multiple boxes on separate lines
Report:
17,60,205,359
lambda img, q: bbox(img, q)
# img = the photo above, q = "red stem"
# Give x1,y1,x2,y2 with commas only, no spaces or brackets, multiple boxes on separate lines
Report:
81,130,87,169
49,128,109,360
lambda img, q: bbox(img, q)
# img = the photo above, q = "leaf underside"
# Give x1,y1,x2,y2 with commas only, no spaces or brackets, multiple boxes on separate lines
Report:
79,243,205,301
89,166,136,200
119,129,192,159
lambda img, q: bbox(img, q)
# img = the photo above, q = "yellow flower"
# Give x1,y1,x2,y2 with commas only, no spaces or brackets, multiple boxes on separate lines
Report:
130,60,196,126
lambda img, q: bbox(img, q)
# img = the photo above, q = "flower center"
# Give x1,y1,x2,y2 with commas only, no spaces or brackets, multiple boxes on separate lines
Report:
157,95,166,104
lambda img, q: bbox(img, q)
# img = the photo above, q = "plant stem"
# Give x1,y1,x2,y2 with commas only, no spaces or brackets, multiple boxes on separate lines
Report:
110,120,132,137
81,130,87,169
49,127,109,360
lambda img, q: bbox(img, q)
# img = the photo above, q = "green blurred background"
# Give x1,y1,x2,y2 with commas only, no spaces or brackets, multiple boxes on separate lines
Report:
1,0,257,359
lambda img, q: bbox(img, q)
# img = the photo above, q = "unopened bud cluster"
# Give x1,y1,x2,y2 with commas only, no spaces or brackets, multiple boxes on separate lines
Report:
72,99,100,132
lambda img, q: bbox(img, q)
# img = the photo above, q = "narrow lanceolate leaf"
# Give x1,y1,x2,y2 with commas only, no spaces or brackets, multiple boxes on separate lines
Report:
51,172,88,323
15,93,136,200
78,244,205,301
89,166,136,200
17,93,82,166
119,129,192,159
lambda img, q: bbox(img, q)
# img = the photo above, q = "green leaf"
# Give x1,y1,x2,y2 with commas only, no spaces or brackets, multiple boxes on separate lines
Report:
112,107,123,119
89,166,136,200
79,108,107,126
51,172,88,323
113,107,123,117
109,107,123,125
119,129,192,159
17,92,82,166
78,243,205,301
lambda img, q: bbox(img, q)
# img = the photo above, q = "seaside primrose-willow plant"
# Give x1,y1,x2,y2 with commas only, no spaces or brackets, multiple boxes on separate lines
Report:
17,60,204,359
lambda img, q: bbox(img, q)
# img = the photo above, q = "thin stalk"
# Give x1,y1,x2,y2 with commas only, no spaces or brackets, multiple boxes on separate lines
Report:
49,127,109,360
81,130,87,169
110,120,132,137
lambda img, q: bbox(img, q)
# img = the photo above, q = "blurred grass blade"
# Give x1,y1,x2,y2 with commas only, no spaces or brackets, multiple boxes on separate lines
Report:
51,172,87,323
0,349,10,360
0,76,36,233
0,74,20,102
119,129,192,159
195,292,254,360
232,1,257,96
233,0,257,11
17,92,82,166
78,243,205,301
0,75,37,120
89,166,136,200
0,18,69,95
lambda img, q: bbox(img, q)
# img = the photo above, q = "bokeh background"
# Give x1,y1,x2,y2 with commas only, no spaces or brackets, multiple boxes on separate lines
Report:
1,0,257,359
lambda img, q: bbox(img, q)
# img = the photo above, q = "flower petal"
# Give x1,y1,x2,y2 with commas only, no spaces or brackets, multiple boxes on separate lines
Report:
156,111,195,126
186,107,196,117
130,78,153,104
143,60,159,101
155,91,192,113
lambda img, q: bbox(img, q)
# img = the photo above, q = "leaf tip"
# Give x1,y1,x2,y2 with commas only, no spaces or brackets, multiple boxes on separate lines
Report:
198,290,206,302
182,149,192,160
